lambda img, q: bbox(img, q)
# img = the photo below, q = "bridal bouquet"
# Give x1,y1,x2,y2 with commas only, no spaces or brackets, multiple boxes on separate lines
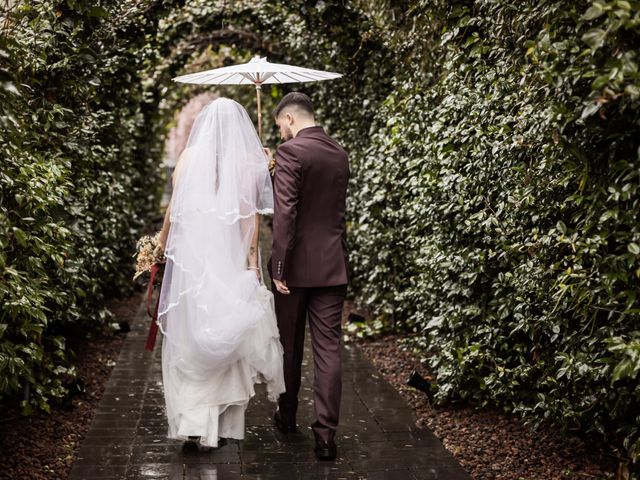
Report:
133,232,166,351
133,232,165,281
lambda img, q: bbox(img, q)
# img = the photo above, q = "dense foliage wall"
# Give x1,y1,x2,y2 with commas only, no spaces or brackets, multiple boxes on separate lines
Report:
2,0,638,469
350,0,640,467
0,1,167,411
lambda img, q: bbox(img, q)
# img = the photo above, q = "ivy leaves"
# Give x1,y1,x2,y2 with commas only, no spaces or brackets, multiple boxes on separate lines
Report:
345,0,640,467
0,0,164,413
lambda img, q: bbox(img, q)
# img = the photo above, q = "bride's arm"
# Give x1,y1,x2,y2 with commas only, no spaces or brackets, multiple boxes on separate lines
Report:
246,215,261,280
157,151,187,254
157,202,171,253
156,188,173,256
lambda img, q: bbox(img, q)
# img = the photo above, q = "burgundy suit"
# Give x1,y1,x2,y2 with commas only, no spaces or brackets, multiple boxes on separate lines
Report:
269,125,349,443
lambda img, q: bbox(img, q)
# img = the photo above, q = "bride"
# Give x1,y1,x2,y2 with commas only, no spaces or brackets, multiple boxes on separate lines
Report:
155,97,285,448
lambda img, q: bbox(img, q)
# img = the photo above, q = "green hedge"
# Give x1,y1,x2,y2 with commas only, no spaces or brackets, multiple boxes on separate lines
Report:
349,0,640,466
0,1,165,412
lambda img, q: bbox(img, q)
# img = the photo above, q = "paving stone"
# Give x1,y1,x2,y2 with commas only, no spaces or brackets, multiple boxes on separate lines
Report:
73,454,131,466
69,464,128,478
367,471,418,480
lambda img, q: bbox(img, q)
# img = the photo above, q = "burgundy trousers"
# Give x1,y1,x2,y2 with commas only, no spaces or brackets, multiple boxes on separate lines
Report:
271,283,347,443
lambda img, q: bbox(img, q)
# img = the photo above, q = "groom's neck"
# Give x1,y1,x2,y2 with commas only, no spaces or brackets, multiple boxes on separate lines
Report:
293,120,316,138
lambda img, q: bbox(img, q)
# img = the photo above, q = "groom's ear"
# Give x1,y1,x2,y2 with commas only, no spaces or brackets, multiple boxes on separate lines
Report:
285,112,294,125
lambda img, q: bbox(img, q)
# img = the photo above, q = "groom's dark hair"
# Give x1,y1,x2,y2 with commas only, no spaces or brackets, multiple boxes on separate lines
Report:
273,92,314,118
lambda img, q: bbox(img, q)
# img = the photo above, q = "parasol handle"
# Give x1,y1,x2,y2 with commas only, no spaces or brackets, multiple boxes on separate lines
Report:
255,83,263,142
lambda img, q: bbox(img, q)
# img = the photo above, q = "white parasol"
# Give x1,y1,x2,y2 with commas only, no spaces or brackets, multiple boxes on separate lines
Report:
172,56,342,140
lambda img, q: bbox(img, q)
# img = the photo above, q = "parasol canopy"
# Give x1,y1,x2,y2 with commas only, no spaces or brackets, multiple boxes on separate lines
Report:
172,56,342,140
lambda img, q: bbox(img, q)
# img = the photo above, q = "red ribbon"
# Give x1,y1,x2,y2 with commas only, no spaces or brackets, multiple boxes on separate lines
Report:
145,263,162,351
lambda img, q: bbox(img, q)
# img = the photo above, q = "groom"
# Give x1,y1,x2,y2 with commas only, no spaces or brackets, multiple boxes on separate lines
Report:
265,92,349,461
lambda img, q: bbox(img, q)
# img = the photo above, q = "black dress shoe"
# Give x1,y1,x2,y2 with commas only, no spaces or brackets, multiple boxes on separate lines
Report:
314,439,337,461
273,410,296,434
182,437,199,453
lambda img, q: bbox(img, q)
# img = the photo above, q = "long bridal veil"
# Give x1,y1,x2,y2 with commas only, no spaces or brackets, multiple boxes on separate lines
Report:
157,97,284,446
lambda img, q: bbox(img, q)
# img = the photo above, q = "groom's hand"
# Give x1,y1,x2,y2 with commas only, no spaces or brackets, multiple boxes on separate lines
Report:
274,279,290,295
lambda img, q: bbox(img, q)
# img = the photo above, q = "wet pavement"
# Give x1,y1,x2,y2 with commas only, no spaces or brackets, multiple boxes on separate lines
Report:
68,293,470,480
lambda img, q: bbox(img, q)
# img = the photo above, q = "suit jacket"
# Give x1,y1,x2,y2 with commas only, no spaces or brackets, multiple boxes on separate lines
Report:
270,126,349,287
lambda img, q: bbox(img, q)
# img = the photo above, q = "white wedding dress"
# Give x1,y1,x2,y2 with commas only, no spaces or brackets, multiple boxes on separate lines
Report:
157,98,285,447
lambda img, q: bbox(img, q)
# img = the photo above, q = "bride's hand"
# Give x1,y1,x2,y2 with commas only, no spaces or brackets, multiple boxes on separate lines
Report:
263,147,276,175
154,241,165,260
248,266,261,282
